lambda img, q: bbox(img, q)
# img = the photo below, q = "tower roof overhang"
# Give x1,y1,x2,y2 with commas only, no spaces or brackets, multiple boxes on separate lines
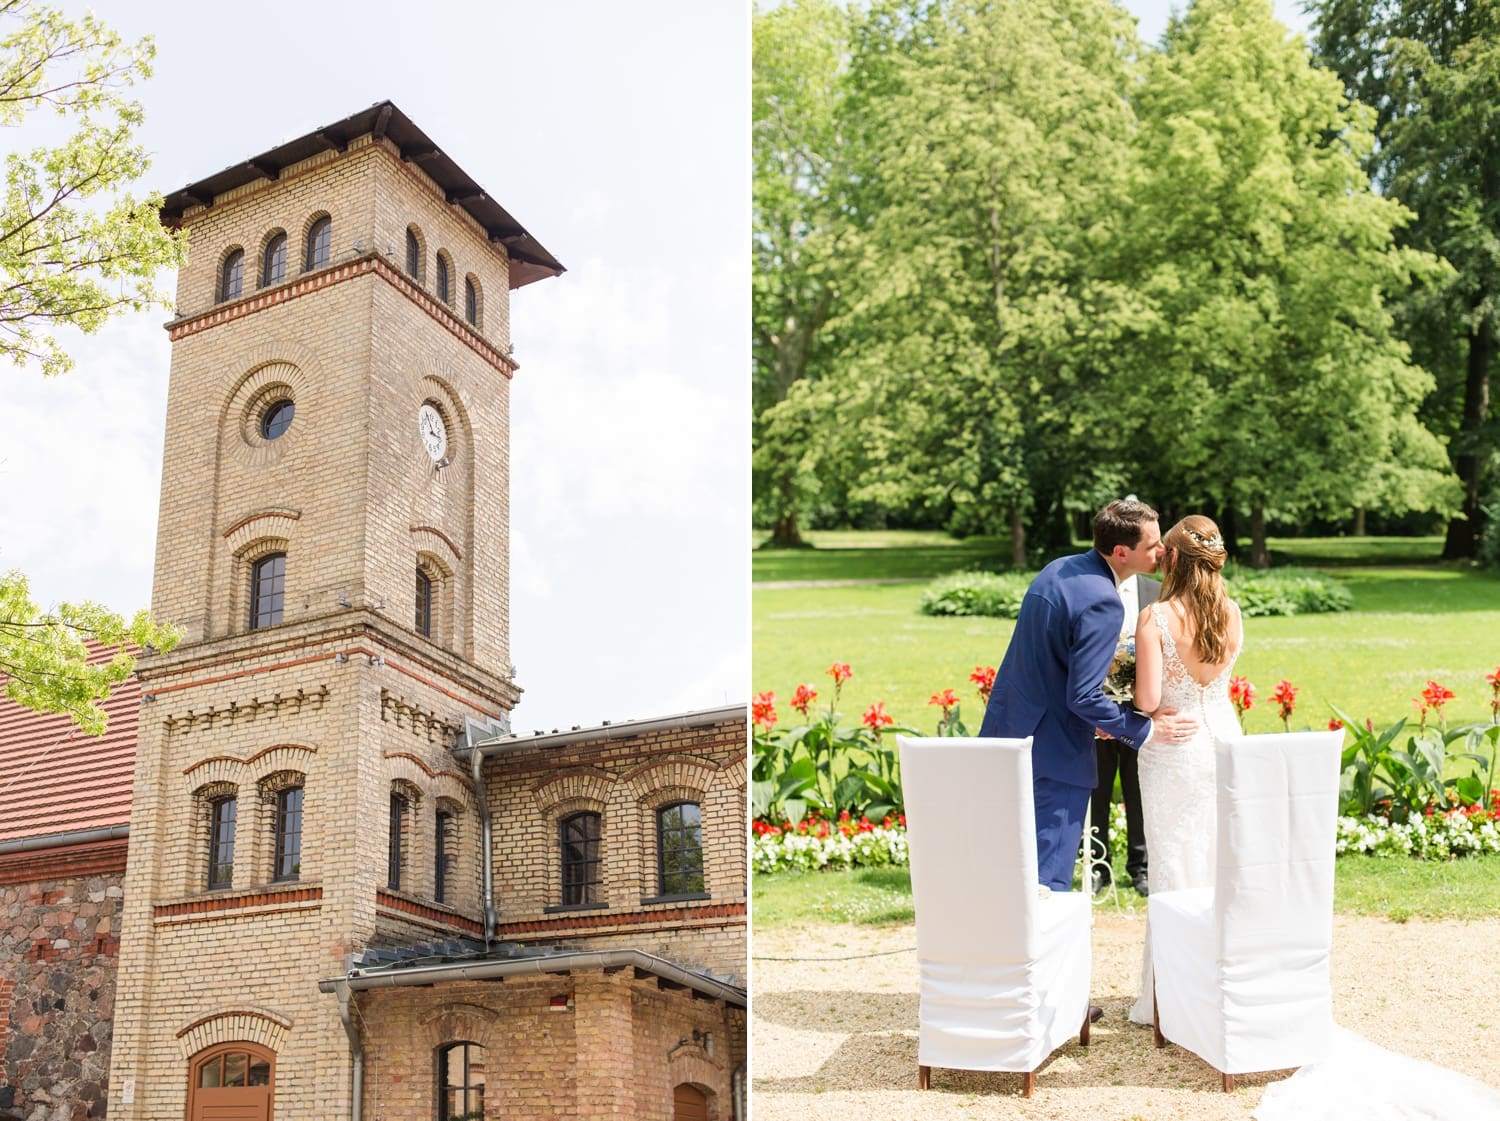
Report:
159,100,564,289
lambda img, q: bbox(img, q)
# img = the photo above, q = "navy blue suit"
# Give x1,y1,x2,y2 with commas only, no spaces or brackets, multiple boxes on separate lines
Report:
979,550,1153,889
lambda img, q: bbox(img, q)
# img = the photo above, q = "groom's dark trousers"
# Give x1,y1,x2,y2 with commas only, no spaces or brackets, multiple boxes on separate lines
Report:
1090,736,1147,882
979,549,1152,891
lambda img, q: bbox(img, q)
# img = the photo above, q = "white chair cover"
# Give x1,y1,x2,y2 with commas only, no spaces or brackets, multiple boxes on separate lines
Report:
899,736,1091,1073
1150,730,1342,1076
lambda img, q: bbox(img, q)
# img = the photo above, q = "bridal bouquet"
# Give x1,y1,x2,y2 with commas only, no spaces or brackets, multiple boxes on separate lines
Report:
1102,637,1136,704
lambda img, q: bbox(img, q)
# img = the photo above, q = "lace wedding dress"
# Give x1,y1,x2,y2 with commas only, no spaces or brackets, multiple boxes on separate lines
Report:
1127,600,1242,1025
1124,606,1500,1116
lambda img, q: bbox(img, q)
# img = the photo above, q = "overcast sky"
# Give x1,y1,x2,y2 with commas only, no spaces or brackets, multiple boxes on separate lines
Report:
0,1,748,735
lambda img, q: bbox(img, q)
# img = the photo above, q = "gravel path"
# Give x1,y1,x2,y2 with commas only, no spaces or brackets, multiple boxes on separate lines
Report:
750,910,1500,1119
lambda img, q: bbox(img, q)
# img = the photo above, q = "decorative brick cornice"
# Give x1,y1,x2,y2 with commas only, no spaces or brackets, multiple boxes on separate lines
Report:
154,885,322,923
164,685,330,736
376,890,483,936
496,900,745,938
0,838,128,886
380,688,464,747
166,252,517,376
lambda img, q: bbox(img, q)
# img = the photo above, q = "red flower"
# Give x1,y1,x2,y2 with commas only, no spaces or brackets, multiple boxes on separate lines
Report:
862,701,894,730
790,683,818,716
1272,680,1298,726
1328,717,1344,731
752,691,777,730
827,662,853,685
969,665,997,704
1487,666,1500,689
1228,676,1256,716
928,687,961,711
1421,680,1455,713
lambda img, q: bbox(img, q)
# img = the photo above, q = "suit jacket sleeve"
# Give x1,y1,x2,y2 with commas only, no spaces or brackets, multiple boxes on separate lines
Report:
1066,595,1153,748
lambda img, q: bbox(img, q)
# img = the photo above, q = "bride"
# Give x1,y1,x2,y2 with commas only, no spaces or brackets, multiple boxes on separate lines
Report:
1123,516,1500,1117
1125,514,1241,1025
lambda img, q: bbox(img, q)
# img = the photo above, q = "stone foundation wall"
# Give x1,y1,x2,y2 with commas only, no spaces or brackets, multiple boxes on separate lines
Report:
0,840,127,1121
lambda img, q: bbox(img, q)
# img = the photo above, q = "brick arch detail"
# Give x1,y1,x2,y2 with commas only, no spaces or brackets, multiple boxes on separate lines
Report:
419,1002,499,1051
623,757,718,803
184,743,316,781
412,527,462,566
381,752,472,806
186,757,243,789
175,1008,292,1060
247,746,316,785
715,757,747,790
224,511,301,556
532,768,615,817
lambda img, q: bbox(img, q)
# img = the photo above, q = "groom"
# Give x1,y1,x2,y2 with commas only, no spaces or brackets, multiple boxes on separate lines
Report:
979,498,1197,893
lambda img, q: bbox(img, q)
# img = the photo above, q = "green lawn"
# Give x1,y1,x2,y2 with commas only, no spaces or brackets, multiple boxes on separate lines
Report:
753,535,1500,733
752,855,1500,929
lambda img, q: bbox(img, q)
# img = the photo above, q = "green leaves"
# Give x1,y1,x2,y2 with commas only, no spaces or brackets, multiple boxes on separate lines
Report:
0,570,179,734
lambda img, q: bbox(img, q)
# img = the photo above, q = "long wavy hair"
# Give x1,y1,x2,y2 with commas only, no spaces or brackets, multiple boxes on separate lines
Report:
1159,515,1233,665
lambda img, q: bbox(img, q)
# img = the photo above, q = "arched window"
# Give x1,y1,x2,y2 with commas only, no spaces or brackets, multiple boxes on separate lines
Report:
388,791,408,890
435,253,450,304
657,802,704,896
273,785,303,882
406,227,421,278
208,795,237,890
464,278,478,326
305,216,331,270
249,553,285,630
415,567,432,638
438,1042,485,1121
560,812,601,905
262,232,287,286
219,249,244,302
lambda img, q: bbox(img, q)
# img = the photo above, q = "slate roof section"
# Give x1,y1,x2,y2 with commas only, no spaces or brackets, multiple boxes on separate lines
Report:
0,644,140,845
158,100,565,290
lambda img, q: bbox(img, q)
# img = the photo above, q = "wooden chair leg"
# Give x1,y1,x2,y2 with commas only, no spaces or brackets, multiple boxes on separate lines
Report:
1080,1004,1091,1046
1152,980,1166,1049
919,1064,930,1091
1223,1072,1236,1093
1023,1070,1036,1098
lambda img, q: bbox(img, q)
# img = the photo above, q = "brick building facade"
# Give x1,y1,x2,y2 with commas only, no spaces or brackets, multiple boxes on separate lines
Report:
0,102,745,1121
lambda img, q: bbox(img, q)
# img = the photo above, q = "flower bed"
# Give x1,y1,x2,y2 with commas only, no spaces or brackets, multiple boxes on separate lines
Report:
1336,805,1500,859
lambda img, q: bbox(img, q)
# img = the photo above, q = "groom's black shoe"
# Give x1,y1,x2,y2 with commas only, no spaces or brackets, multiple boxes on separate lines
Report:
1088,1005,1104,1024
1090,869,1110,896
1132,872,1149,897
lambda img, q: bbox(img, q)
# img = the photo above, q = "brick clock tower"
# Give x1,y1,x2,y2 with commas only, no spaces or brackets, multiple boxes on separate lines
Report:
107,103,562,1119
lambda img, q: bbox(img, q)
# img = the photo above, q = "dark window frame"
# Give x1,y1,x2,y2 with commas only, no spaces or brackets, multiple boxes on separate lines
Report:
260,399,294,441
435,253,450,304
262,232,287,287
273,785,303,882
207,795,237,890
437,1041,485,1121
249,553,286,630
406,228,421,279
560,811,602,906
305,216,331,271
435,809,453,904
219,249,244,302
415,567,432,638
464,278,478,326
657,802,704,897
388,792,407,891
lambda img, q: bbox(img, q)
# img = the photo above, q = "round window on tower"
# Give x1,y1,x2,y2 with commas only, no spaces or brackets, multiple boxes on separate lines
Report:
260,399,295,440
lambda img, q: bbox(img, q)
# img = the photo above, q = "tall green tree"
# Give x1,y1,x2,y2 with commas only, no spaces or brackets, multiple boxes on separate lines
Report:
1312,0,1500,557
1119,0,1452,566
0,0,183,731
752,0,851,546
825,0,1145,563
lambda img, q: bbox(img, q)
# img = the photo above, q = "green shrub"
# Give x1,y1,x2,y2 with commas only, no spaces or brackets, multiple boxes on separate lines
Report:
918,570,1033,618
1225,565,1353,617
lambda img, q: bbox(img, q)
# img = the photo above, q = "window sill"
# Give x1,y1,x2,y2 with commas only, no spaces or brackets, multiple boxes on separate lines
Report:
640,892,711,906
544,901,610,914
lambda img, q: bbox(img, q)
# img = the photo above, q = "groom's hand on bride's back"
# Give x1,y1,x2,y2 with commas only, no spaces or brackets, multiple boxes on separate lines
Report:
1145,709,1198,746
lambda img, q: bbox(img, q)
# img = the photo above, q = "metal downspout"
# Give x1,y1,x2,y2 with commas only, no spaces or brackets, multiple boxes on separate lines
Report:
335,981,363,1121
469,747,496,944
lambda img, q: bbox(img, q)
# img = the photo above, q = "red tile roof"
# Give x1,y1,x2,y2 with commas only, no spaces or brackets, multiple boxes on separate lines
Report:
0,644,140,845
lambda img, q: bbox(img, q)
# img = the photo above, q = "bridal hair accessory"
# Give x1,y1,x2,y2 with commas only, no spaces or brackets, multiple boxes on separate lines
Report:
1187,527,1225,553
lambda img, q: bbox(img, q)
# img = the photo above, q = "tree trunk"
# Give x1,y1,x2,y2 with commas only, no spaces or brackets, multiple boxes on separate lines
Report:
1442,308,1494,559
769,511,805,548
1010,505,1027,569
1354,506,1366,536
1249,505,1271,569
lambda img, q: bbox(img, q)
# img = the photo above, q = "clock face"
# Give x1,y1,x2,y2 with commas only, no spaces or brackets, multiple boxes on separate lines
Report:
418,403,448,462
